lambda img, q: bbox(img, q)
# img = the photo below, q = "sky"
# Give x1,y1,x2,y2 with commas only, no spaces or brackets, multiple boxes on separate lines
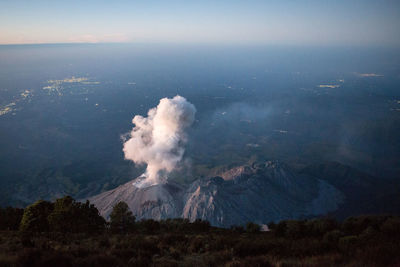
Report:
0,0,399,46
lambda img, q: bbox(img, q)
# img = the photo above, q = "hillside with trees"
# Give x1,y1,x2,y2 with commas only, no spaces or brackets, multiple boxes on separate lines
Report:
0,196,399,266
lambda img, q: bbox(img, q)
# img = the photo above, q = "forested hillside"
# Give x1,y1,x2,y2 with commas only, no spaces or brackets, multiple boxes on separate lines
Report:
0,196,399,266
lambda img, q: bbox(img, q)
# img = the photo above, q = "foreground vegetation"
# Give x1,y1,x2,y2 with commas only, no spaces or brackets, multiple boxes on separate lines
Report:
0,197,399,266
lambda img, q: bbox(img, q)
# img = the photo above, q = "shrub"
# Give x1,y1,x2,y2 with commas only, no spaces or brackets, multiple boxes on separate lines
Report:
233,239,269,257
76,254,121,267
0,254,17,267
306,218,338,237
188,235,206,253
0,207,24,231
323,229,342,245
341,215,386,236
17,248,42,266
285,220,306,239
203,250,232,266
246,222,260,233
140,219,160,234
338,235,359,253
38,252,74,267
380,217,400,237
191,219,211,233
19,200,54,232
230,225,245,233
274,221,287,237
109,201,136,234
48,197,106,234
153,256,179,267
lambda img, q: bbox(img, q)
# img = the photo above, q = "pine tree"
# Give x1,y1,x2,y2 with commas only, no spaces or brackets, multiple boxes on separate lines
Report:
109,201,135,234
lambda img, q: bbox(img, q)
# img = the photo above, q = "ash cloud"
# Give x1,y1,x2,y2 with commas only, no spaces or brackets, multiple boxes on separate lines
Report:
123,95,196,187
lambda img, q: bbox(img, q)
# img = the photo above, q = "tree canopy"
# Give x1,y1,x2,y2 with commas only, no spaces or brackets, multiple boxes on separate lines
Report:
109,201,135,234
19,196,105,233
19,200,54,232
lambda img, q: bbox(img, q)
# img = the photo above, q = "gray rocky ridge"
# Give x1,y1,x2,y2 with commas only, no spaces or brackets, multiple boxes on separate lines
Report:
88,161,344,227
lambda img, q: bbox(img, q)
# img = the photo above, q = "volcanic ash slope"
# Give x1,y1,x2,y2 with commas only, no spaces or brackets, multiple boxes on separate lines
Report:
88,161,344,227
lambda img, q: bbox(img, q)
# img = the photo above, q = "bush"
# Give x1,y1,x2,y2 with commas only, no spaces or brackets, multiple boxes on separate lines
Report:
274,221,287,237
76,254,121,267
338,235,359,253
38,252,74,267
0,254,17,267
153,256,179,267
109,201,136,234
0,207,24,231
230,225,245,233
246,222,260,233
380,217,400,237
17,248,42,266
233,239,270,257
225,256,273,267
1,198,399,267
48,197,105,234
191,219,210,232
139,219,160,234
323,229,342,245
188,235,207,253
342,215,386,236
19,200,54,232
285,220,306,239
306,218,338,237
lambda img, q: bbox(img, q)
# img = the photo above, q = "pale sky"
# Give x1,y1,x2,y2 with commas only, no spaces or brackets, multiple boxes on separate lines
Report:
0,0,399,46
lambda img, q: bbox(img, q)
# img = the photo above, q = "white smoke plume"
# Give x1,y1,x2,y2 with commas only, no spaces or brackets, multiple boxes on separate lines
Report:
123,95,196,187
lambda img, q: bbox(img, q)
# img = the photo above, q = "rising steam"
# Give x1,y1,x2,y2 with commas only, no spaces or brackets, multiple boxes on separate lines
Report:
123,95,196,187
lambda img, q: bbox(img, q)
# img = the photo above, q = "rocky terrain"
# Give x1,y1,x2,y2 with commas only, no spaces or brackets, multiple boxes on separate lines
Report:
88,161,345,227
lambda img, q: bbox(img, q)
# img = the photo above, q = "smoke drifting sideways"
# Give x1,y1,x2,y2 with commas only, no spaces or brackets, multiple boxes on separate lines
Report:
123,95,196,188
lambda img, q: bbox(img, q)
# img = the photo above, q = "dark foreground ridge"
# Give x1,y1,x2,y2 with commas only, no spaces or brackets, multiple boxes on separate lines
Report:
1,196,400,266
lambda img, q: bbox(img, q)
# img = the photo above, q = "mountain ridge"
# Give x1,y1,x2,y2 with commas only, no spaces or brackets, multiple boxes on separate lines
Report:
88,160,345,227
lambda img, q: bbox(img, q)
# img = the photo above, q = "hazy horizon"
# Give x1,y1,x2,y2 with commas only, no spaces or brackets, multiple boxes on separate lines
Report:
1,0,399,46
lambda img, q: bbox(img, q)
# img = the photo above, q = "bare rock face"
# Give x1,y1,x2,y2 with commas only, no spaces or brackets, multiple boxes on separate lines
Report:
88,161,344,227
88,179,184,220
182,161,344,227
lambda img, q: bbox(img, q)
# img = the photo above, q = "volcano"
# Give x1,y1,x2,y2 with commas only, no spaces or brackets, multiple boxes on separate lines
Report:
88,161,344,227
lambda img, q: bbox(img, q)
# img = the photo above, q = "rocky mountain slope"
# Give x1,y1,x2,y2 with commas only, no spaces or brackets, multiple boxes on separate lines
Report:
88,161,344,227
300,162,400,219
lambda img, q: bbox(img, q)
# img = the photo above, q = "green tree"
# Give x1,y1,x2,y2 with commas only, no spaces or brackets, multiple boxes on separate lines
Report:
306,218,338,237
274,221,287,237
285,220,306,239
140,219,160,234
380,217,400,238
48,196,105,233
246,222,260,233
0,207,24,230
191,219,211,232
78,200,106,233
47,196,75,232
19,200,54,232
109,201,135,233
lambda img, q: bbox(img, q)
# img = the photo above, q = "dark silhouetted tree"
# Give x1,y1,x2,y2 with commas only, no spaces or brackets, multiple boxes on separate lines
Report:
285,220,306,239
274,220,287,237
48,196,105,233
191,219,210,232
246,222,260,233
140,219,160,234
230,225,245,233
19,200,54,232
0,207,24,230
306,218,338,237
109,201,135,233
